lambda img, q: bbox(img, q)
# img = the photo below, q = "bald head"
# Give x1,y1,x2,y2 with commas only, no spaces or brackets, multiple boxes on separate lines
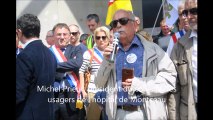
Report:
178,1,185,15
113,9,135,21
185,0,197,9
69,24,79,30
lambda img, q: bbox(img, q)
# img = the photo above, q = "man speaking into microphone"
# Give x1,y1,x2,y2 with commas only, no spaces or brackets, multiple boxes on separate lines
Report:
94,9,177,120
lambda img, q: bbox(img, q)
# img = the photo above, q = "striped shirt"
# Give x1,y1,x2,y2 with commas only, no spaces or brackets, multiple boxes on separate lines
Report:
79,46,103,93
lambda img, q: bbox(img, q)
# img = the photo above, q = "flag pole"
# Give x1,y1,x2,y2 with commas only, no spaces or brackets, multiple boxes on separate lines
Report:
151,0,166,36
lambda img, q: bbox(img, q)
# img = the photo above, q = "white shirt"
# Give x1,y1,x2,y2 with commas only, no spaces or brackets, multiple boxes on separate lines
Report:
190,30,197,103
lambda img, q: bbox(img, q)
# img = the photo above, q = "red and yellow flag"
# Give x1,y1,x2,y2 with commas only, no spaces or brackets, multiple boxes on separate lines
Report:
105,0,133,25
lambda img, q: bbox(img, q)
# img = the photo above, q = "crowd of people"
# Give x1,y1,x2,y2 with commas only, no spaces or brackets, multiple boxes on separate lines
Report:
16,0,197,119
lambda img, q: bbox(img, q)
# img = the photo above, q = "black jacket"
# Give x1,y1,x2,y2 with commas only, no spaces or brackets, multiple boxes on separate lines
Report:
16,40,57,120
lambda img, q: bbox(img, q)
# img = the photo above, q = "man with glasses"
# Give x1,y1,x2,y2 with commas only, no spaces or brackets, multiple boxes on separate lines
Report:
170,0,197,119
95,9,177,120
69,24,87,54
166,1,191,56
166,1,191,120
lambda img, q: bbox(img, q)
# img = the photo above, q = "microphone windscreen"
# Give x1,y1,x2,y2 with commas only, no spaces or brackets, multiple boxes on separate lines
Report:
114,32,120,39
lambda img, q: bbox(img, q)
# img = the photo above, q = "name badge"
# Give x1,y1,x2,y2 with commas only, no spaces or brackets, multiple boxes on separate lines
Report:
126,53,137,63
76,99,83,109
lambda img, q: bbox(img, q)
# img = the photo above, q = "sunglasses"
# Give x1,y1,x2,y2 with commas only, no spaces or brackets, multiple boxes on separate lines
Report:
182,8,197,17
110,17,133,28
95,36,107,41
70,32,78,36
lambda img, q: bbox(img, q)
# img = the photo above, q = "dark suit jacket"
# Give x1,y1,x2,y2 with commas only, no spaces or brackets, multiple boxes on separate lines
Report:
57,45,83,72
16,40,57,120
55,44,83,111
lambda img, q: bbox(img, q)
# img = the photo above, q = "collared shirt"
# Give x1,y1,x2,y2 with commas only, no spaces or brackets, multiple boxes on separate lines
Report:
16,48,21,56
23,38,39,49
190,30,197,103
16,48,23,58
116,35,144,106
60,47,66,54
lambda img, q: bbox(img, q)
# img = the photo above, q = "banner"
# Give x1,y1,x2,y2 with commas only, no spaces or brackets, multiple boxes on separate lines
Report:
164,0,179,27
105,0,133,25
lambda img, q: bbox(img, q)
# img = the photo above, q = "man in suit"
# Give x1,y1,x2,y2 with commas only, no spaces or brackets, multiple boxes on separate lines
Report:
50,23,85,120
16,14,57,120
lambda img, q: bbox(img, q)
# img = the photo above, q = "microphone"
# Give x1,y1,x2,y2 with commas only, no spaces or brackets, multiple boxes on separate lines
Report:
109,32,120,63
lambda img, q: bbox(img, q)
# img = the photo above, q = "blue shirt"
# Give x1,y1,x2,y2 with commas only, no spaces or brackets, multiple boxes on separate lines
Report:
116,35,144,106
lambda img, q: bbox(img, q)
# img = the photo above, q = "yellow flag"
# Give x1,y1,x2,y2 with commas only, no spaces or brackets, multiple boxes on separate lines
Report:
105,0,133,25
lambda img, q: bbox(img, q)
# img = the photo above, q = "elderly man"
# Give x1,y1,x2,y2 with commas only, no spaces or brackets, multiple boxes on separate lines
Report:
69,24,87,54
166,1,191,56
94,9,177,120
170,0,197,119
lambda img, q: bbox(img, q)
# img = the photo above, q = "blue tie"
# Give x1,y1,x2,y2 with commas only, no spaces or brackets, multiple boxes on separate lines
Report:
60,48,65,52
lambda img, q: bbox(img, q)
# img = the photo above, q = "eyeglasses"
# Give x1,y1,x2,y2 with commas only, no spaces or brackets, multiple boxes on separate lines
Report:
95,36,107,41
110,17,133,28
70,32,78,36
182,8,197,17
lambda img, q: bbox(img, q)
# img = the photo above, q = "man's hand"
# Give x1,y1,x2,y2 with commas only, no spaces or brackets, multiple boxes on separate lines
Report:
122,78,133,91
103,44,113,60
